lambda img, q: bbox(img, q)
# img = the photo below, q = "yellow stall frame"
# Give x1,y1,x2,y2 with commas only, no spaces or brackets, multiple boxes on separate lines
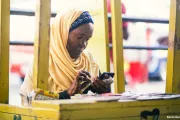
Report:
0,0,10,104
1,0,180,120
166,0,180,94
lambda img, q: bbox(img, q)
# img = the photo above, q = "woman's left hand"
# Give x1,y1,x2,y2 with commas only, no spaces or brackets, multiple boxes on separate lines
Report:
92,75,110,94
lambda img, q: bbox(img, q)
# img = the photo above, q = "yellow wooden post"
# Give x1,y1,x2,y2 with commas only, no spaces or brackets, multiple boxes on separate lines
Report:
110,0,125,93
0,0,10,104
103,0,110,72
166,0,180,93
33,0,51,90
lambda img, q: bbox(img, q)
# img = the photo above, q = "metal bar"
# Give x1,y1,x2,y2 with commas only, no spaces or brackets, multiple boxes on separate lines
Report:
33,0,51,90
109,44,168,50
108,14,169,24
10,41,33,46
10,9,169,24
166,0,180,94
10,8,35,16
0,0,10,104
123,46,168,50
111,0,125,94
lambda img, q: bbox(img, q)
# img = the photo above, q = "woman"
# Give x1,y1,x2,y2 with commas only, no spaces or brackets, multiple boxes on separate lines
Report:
20,9,112,105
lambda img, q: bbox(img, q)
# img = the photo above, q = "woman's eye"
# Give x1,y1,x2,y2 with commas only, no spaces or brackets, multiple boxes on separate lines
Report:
77,36,83,39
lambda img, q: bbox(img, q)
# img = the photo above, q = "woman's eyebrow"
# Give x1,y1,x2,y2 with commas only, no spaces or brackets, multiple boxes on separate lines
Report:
75,33,92,38
76,33,85,36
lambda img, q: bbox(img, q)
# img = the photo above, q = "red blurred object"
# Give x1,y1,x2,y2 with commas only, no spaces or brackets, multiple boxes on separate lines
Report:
10,45,34,80
10,64,23,76
128,62,148,85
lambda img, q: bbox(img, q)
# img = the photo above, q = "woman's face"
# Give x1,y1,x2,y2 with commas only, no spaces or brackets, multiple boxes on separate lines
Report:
67,23,94,59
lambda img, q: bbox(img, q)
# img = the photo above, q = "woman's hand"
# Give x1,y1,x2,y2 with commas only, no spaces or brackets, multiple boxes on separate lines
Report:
92,74,110,94
67,70,91,96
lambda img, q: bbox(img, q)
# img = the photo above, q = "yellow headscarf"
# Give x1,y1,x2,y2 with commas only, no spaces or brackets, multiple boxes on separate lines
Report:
48,9,99,92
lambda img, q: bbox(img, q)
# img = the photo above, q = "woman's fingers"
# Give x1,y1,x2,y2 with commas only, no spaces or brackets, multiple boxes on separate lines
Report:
77,70,92,82
79,71,88,80
92,80,108,93
81,70,91,78
77,75,84,81
92,76,107,93
96,80,108,89
92,82,102,93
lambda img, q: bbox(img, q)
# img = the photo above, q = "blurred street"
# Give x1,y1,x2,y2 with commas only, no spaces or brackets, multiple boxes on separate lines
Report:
9,74,165,106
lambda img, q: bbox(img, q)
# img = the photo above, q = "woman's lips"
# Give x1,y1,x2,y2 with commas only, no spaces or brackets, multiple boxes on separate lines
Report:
76,49,83,53
74,50,82,55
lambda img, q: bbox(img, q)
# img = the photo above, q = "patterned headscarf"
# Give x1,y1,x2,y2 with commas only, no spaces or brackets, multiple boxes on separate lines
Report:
69,11,94,32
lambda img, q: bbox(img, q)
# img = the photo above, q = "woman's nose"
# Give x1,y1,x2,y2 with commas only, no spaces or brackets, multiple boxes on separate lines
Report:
79,41,87,49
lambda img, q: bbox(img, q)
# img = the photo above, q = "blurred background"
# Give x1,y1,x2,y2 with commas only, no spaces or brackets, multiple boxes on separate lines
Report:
9,0,170,106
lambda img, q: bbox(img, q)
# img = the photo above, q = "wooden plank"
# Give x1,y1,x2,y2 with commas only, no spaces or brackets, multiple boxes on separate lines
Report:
21,116,53,120
0,113,13,120
0,0,10,104
32,101,60,110
60,106,180,119
0,104,59,119
59,115,180,120
32,99,180,110
33,0,51,90
0,113,56,120
110,0,125,93
72,117,142,120
32,99,180,119
59,100,180,110
166,0,180,93
1,111,179,120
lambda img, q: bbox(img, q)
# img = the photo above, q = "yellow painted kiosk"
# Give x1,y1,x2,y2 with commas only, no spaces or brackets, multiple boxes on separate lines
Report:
0,0,180,119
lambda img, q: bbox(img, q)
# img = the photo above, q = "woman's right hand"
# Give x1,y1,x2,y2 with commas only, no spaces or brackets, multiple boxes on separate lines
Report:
67,70,91,96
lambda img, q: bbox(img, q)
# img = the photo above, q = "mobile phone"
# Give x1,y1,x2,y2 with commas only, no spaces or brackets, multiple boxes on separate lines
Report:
99,72,114,80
